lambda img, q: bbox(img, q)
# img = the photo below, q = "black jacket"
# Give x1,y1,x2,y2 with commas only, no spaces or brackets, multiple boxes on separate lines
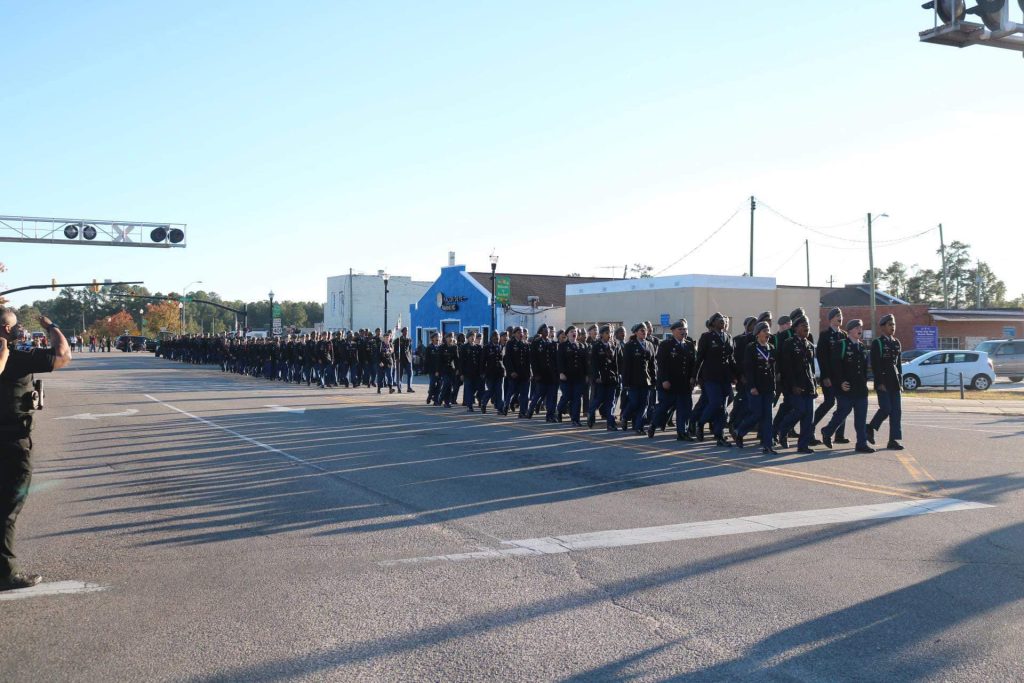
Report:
696,331,737,383
620,337,655,388
743,341,777,396
817,326,847,385
830,337,869,398
655,337,696,390
505,338,532,378
780,335,817,397
870,335,903,392
483,342,505,378
557,341,588,381
590,339,618,385
461,343,484,378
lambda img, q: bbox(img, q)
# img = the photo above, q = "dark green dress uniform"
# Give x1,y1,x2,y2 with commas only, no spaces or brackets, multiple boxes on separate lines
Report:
1,347,55,584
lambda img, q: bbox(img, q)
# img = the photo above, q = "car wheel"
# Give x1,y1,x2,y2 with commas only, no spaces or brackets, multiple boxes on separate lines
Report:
903,374,920,391
971,374,992,391
1009,376,1024,383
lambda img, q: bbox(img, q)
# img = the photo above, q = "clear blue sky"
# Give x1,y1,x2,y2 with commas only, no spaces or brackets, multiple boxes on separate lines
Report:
3,1,1022,308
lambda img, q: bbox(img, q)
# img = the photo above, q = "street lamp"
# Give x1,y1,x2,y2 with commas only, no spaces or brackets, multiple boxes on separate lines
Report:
867,212,889,339
489,251,499,335
268,289,275,336
139,308,145,334
381,272,390,332
178,301,184,335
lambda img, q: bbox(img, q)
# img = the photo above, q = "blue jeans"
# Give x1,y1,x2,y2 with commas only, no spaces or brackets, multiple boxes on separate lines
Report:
652,386,693,437
484,376,505,412
778,393,815,449
623,386,650,431
870,388,903,441
700,380,731,438
825,393,868,448
590,382,616,427
737,390,774,449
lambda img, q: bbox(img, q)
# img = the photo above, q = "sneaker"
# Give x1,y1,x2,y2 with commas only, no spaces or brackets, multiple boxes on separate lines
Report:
887,441,904,451
0,572,42,591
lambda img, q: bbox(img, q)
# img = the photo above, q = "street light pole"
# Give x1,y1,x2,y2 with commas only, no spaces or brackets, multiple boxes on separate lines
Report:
180,279,202,333
489,251,499,334
268,290,275,336
382,273,390,332
866,212,888,337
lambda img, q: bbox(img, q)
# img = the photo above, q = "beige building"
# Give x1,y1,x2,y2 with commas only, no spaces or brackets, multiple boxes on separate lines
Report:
566,274,820,337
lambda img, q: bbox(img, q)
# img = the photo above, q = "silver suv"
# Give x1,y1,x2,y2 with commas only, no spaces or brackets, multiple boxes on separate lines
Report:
974,340,1024,382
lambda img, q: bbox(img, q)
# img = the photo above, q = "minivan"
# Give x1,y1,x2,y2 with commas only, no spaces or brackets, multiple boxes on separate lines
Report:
974,339,1024,382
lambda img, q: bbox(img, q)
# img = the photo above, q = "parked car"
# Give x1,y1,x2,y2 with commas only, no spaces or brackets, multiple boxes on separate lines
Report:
115,335,149,352
973,339,1024,382
901,349,931,363
901,350,995,391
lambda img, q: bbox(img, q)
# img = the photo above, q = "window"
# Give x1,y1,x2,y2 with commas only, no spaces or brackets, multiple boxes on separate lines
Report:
1013,341,1024,354
939,337,961,350
921,354,945,365
997,344,1015,356
949,353,978,364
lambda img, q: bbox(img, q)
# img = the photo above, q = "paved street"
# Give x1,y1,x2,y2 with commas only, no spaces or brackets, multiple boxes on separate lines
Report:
3,353,1023,682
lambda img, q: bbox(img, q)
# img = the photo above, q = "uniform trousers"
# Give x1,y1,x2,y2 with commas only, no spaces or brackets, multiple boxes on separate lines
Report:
590,382,616,427
652,387,692,437
777,393,815,449
869,388,903,441
736,390,774,449
812,384,846,438
0,437,31,579
824,393,868,449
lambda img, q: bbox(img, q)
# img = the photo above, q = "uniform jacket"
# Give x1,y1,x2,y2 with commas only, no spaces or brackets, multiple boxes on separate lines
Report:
870,335,903,392
620,337,655,388
817,326,847,385
780,335,818,397
696,330,737,383
589,339,618,385
656,337,696,390
557,341,588,381
831,337,869,398
743,341,777,396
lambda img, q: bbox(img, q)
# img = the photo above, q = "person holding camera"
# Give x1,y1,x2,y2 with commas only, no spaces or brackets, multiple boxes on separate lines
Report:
0,309,72,591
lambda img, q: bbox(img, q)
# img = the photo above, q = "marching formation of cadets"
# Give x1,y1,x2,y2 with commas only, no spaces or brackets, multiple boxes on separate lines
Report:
158,307,904,455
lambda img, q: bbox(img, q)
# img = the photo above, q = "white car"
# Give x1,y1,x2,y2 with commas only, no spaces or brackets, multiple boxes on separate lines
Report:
901,350,995,391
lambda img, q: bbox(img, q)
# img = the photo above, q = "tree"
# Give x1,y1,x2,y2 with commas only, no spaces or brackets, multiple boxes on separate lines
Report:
940,240,972,309
905,267,941,305
862,267,885,288
965,261,1007,309
143,300,184,337
883,262,908,300
90,310,138,338
0,262,7,306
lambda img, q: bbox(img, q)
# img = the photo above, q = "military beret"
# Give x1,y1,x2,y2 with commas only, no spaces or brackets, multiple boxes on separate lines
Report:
757,311,772,322
777,315,792,326
743,316,757,328
599,324,610,334
538,324,548,333
709,312,725,324
565,325,577,335
827,307,842,320
631,323,645,333
512,326,522,333
587,324,598,331
754,321,771,336
792,315,809,329
790,307,806,320
879,313,895,326
670,320,686,330
846,319,863,331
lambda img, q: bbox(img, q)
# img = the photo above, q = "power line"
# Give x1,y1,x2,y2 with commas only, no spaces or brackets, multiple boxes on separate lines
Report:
655,203,744,276
769,243,806,275
758,199,939,245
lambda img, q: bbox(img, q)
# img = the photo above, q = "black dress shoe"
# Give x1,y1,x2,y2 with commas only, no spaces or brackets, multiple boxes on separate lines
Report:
647,423,656,438
855,445,876,454
797,447,815,454
634,428,644,436
587,414,595,429
835,436,851,444
480,405,487,414
571,421,583,428
607,424,619,431
866,426,875,445
788,429,799,439
715,437,733,448
762,447,779,455
697,424,705,442
406,387,415,393
778,436,790,449
735,434,745,448
887,441,904,450
822,433,833,449
808,438,822,447
526,406,535,419
0,572,42,591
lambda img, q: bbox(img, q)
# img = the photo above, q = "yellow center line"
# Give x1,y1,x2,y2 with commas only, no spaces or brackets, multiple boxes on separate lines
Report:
893,449,948,495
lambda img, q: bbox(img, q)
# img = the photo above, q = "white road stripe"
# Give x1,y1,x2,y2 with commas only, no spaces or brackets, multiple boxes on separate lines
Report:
383,497,992,565
264,404,307,414
0,581,108,601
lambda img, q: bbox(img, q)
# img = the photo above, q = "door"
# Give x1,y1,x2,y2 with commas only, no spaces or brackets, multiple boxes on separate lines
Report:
917,353,948,386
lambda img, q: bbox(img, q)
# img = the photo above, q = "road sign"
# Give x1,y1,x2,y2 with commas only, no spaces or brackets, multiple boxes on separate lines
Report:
180,296,192,303
272,303,282,318
913,325,939,350
272,317,282,335
659,313,670,327
494,276,510,305
1004,326,1017,338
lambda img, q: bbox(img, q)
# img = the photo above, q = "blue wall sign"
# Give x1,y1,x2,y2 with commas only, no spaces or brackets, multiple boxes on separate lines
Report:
659,313,670,327
1003,326,1016,339
913,325,939,350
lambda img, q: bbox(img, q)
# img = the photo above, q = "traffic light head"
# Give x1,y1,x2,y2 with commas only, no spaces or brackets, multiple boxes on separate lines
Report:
923,0,966,23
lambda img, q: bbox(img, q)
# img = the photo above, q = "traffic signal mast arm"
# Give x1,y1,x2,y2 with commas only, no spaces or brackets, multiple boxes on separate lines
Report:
921,1,1024,54
0,281,144,297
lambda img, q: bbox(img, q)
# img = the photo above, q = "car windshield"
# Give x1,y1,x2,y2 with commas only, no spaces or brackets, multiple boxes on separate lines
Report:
975,341,1000,353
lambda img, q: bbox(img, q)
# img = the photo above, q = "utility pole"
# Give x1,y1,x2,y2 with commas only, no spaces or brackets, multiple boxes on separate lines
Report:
868,212,877,338
805,239,810,287
976,259,983,309
939,223,948,309
749,196,756,277
827,276,835,288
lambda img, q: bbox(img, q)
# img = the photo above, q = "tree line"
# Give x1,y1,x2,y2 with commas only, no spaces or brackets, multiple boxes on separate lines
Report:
3,282,323,337
862,241,1021,309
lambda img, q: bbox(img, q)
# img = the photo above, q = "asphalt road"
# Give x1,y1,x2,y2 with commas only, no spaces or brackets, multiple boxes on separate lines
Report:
2,353,1023,682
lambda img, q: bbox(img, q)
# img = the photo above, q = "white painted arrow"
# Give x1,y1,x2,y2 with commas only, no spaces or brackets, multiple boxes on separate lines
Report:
264,405,306,414
55,409,140,421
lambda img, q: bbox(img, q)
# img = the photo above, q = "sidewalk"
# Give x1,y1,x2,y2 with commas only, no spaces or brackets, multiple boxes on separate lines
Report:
900,394,1024,416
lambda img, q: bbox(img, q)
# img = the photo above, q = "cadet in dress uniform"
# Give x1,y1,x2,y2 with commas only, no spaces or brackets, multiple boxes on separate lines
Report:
648,319,696,440
696,312,737,447
556,326,589,426
820,319,873,452
528,325,557,421
507,327,533,418
588,325,619,430
460,332,484,412
868,314,904,450
377,330,395,394
735,321,778,453
396,328,414,393
777,315,817,453
812,307,849,445
424,333,442,404
482,331,506,414
620,324,656,435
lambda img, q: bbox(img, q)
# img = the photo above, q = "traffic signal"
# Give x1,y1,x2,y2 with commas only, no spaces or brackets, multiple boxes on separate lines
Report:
966,0,1024,30
149,226,185,244
923,0,966,23
51,278,57,291
62,222,99,240
90,279,100,293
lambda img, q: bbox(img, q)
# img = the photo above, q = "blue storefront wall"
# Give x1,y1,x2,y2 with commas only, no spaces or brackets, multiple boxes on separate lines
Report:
409,265,502,348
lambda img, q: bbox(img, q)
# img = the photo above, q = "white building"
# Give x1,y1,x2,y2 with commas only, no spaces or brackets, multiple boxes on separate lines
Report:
325,270,432,332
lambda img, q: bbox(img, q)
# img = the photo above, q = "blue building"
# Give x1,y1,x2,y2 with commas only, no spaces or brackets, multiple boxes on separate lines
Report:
409,265,499,348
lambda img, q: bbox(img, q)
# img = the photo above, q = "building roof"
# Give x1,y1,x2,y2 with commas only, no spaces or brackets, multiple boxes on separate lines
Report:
820,284,908,307
467,272,606,307
567,273,780,296
928,308,1024,322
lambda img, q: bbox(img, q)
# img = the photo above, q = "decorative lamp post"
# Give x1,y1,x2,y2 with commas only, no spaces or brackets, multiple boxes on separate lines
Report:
268,289,275,336
489,252,499,335
178,301,184,335
382,272,390,332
